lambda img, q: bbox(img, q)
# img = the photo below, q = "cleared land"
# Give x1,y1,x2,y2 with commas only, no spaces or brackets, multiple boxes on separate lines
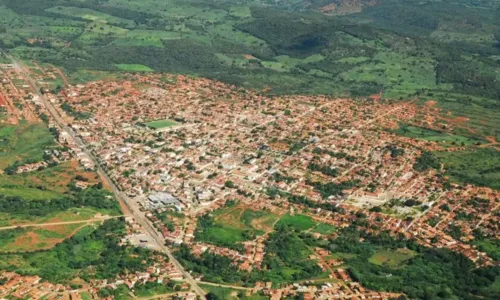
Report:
368,248,417,268
145,119,178,129
196,205,277,246
276,213,316,231
0,223,89,252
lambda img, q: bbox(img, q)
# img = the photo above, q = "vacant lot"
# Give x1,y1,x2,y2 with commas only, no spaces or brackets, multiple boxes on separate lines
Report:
368,248,417,268
0,223,87,252
196,205,277,246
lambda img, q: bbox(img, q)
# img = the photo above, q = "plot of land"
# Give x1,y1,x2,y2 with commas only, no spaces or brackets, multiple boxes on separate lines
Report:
436,148,500,190
0,122,55,169
46,6,135,27
368,248,416,268
196,205,277,246
145,119,178,129
0,223,88,252
276,213,316,231
311,223,337,235
393,124,480,146
116,64,153,72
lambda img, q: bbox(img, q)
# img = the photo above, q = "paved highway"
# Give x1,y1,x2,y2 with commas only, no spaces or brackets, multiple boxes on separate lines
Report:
4,53,206,298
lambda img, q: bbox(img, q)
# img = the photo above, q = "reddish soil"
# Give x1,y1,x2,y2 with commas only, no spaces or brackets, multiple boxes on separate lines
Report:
485,136,497,143
455,116,469,124
425,100,437,107
0,92,6,106
14,232,39,248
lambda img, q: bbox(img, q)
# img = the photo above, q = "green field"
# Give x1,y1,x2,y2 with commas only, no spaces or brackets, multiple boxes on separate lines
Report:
393,124,481,147
311,223,337,235
276,213,316,231
368,248,417,268
436,148,500,190
196,205,277,248
0,122,56,169
116,64,153,72
0,223,84,252
145,119,178,129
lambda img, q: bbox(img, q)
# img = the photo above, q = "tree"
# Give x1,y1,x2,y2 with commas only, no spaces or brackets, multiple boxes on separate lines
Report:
205,292,220,300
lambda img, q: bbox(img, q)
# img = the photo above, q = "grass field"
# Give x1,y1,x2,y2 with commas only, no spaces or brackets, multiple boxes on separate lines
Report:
393,124,480,147
0,206,119,227
145,119,178,129
116,64,153,72
0,122,56,169
368,248,417,268
196,205,277,247
311,223,337,235
276,213,316,231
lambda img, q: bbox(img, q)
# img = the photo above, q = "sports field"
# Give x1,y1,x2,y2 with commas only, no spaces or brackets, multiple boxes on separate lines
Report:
145,119,178,129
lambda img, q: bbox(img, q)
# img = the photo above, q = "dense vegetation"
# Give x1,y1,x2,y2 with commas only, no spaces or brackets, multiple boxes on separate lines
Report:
0,186,120,217
177,225,323,285
436,148,500,189
0,219,156,283
326,227,500,299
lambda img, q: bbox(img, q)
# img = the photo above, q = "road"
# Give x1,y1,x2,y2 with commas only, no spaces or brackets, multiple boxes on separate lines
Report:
4,53,206,298
0,216,123,231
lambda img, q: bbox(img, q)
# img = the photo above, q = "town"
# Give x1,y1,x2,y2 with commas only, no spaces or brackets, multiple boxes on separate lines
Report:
0,60,498,299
